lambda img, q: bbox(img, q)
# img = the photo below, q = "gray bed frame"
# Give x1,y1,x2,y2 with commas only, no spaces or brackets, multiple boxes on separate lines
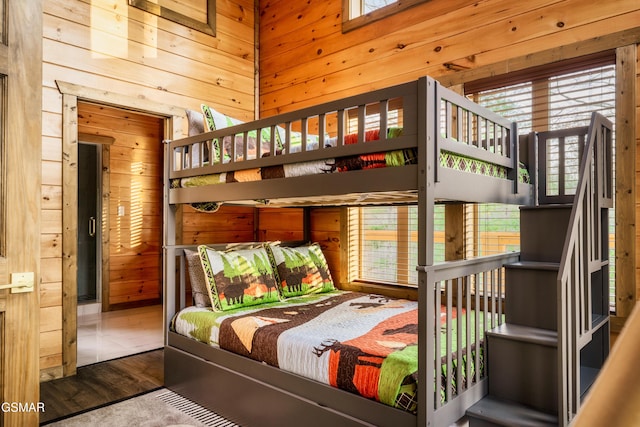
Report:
163,76,535,426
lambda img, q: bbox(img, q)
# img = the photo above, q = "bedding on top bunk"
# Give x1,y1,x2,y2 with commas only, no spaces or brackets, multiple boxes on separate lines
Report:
172,148,529,186
173,242,491,414
175,107,529,211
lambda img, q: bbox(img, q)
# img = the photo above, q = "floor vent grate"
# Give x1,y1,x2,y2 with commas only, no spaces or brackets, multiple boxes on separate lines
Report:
155,389,239,427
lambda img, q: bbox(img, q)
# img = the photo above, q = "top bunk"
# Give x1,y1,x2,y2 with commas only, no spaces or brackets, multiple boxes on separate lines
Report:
167,76,534,209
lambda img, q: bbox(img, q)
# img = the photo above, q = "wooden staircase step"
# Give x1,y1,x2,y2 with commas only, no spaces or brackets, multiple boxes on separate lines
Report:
487,324,559,413
466,396,558,427
504,263,560,330
519,204,572,263
487,324,557,347
505,261,560,271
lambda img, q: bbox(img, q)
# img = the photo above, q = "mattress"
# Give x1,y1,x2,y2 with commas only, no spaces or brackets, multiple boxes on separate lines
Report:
171,290,491,413
171,124,529,211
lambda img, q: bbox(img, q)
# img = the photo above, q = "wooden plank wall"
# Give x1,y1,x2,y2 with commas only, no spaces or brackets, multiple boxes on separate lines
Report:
258,0,640,115
180,205,257,244
258,0,640,309
636,44,640,306
41,0,255,378
310,208,341,284
257,208,305,242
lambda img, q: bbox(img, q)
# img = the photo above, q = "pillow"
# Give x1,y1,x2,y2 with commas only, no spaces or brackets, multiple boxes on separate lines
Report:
198,245,281,311
185,109,204,136
184,109,210,168
265,243,334,298
184,249,211,308
201,104,283,163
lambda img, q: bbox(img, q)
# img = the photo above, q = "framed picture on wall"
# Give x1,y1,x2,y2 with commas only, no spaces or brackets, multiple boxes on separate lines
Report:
129,0,216,36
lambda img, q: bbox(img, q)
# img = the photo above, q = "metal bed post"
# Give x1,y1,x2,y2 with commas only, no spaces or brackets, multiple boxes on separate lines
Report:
163,139,177,345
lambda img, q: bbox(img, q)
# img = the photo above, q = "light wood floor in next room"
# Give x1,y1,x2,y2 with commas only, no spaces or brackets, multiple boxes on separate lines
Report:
77,304,164,367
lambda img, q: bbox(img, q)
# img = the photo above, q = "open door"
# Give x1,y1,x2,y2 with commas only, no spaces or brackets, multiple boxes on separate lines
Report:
77,143,101,305
0,1,43,425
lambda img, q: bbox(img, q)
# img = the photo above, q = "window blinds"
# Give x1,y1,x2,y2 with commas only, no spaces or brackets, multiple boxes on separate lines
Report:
349,56,615,303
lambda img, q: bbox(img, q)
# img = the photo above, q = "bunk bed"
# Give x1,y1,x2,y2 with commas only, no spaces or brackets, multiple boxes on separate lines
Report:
163,76,535,427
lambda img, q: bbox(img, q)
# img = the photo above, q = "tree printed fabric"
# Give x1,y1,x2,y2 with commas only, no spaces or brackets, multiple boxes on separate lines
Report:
266,243,334,298
198,245,281,311
172,291,489,414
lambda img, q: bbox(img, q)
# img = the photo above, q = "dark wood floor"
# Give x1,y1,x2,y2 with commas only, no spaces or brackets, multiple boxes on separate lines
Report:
39,349,164,425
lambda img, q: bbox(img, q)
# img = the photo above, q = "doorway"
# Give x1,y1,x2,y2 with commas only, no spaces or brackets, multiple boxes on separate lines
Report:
58,82,181,376
74,102,166,367
77,143,101,312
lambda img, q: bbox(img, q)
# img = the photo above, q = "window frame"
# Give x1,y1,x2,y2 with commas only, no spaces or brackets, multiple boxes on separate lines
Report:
467,54,617,312
342,0,428,33
129,0,216,37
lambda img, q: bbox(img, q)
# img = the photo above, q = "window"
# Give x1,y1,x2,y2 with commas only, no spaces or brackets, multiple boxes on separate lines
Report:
348,54,616,296
349,205,441,286
467,204,521,258
349,0,396,17
343,0,427,32
349,203,518,287
468,55,616,310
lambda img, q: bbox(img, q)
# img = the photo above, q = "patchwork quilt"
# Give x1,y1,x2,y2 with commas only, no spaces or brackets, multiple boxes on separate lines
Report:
172,290,488,413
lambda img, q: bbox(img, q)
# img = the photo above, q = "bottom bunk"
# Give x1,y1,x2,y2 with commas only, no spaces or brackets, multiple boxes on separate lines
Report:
165,334,412,427
164,243,515,427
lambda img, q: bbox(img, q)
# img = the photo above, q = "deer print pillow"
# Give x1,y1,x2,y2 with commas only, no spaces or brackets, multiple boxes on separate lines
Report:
265,243,335,299
198,245,281,312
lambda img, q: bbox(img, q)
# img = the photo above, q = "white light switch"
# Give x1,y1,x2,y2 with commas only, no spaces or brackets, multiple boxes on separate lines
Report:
118,206,125,216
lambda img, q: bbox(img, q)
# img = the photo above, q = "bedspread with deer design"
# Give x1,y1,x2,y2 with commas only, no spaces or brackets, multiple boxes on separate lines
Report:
172,290,484,414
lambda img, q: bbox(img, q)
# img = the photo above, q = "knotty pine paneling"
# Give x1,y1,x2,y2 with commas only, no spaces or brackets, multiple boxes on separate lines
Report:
40,330,63,369
41,234,62,260
41,306,63,333
636,44,640,307
179,205,256,245
310,208,341,286
41,258,63,285
259,0,640,116
257,208,305,242
259,0,640,309
44,0,255,119
42,185,62,209
40,282,63,309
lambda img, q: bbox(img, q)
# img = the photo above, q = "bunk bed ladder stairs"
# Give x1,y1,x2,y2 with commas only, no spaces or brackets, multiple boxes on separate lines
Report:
466,205,567,426
466,112,613,427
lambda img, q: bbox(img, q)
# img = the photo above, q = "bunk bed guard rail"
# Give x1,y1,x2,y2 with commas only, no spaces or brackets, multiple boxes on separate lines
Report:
166,76,525,207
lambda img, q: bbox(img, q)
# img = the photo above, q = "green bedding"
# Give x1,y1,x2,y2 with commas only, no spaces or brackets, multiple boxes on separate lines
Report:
172,290,496,413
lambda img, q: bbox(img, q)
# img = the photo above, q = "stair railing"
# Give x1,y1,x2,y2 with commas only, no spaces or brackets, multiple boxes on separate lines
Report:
554,112,613,425
536,125,589,205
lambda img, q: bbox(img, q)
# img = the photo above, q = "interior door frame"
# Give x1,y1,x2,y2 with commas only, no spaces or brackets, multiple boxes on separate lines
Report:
56,81,182,377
